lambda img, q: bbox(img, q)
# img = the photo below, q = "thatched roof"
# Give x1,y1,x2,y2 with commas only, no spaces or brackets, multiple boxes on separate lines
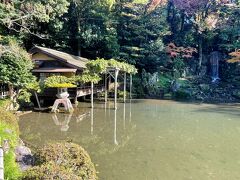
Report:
29,46,88,69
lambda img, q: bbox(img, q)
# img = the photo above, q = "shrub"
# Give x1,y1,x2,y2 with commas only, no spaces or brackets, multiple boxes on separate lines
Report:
23,142,97,180
44,76,76,88
0,99,11,109
174,89,192,100
0,108,21,179
4,151,22,180
22,161,79,180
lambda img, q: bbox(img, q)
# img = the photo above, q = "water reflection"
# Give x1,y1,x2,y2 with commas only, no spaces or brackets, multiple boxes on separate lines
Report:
19,100,240,180
114,109,118,145
91,108,93,135
20,101,135,149
51,113,72,132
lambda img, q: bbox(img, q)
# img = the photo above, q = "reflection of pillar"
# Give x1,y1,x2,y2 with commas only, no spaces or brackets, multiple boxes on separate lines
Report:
61,114,72,131
123,72,126,103
104,102,107,116
52,113,72,131
76,112,90,123
91,82,94,108
130,74,132,99
105,74,108,102
114,109,118,145
123,103,126,129
74,96,78,106
129,99,132,122
91,107,93,135
114,69,119,110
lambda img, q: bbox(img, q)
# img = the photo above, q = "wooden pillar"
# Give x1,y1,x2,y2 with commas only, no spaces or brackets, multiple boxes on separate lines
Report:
91,82,94,108
130,74,132,99
74,96,78,106
105,73,108,102
123,72,126,103
0,147,3,180
114,69,119,110
34,91,41,109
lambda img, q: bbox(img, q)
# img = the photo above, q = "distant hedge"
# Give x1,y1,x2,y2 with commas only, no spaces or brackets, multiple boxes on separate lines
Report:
22,142,97,180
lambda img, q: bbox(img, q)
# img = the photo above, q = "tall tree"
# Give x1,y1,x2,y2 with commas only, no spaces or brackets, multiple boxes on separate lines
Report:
0,37,36,109
116,0,169,73
0,0,69,38
170,0,236,73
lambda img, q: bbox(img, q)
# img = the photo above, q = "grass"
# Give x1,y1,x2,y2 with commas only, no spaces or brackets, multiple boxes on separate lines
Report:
0,106,22,179
0,98,10,108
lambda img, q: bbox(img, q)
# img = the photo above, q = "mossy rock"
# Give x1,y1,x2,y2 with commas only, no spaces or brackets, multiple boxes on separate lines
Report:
23,142,97,180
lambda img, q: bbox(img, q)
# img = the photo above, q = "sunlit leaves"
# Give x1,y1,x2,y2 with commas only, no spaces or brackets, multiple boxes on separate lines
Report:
86,58,138,74
0,39,35,87
0,0,69,36
227,50,240,63
44,76,76,88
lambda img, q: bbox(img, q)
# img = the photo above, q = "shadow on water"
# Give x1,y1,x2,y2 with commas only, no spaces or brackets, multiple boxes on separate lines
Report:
193,104,240,118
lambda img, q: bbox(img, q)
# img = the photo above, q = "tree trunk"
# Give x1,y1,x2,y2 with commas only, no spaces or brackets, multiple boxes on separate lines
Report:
77,20,82,56
8,83,14,110
198,34,203,75
7,84,19,110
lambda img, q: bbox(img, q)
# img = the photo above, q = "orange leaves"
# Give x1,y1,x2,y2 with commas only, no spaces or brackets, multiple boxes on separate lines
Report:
166,43,197,59
146,0,167,12
227,50,240,63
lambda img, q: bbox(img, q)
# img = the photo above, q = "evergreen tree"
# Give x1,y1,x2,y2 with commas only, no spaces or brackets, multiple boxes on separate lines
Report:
116,1,169,72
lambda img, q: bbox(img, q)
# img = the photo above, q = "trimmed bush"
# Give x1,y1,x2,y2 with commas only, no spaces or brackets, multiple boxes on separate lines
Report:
23,142,97,180
22,161,79,180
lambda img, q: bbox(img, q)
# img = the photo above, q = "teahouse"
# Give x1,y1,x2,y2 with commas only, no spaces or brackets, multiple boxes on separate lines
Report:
29,46,88,81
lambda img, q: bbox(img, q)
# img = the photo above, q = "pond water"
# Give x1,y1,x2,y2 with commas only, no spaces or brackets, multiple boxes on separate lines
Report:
19,99,240,180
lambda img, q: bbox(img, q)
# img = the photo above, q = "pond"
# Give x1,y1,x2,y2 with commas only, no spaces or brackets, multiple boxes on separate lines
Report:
19,99,240,180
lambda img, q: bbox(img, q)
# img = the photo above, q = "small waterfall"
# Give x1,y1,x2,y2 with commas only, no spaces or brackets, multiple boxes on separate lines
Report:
210,51,220,83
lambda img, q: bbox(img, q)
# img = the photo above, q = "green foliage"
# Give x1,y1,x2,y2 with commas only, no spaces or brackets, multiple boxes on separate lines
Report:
44,76,76,88
0,0,69,37
173,89,191,100
116,2,169,72
0,39,35,87
23,142,97,180
4,151,22,180
0,108,21,179
86,58,138,74
157,74,172,89
73,74,102,84
172,56,185,78
0,98,11,108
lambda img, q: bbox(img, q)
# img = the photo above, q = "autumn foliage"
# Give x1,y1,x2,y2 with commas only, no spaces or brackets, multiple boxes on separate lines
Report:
146,0,167,12
227,50,240,63
166,43,197,59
